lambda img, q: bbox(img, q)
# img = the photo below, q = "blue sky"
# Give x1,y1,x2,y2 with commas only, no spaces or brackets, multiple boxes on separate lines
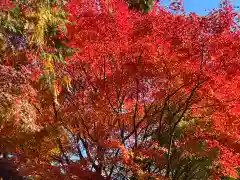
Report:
160,0,240,16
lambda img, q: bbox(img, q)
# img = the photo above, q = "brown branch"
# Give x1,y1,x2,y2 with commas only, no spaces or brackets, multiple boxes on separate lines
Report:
52,99,70,165
165,80,204,177
133,78,139,149
78,135,99,172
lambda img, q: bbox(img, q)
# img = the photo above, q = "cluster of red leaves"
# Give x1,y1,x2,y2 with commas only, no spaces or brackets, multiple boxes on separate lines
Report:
62,0,240,178
0,0,15,10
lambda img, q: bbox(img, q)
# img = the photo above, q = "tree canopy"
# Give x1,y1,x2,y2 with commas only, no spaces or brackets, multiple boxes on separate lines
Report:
0,0,240,179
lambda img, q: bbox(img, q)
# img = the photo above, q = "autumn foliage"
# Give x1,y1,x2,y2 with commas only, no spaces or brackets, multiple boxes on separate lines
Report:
0,0,240,179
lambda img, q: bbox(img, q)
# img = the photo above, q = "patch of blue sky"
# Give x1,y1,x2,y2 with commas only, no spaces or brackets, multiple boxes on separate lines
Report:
159,0,240,16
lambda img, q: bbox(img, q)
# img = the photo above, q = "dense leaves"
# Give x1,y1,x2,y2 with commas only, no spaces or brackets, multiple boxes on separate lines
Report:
0,0,240,180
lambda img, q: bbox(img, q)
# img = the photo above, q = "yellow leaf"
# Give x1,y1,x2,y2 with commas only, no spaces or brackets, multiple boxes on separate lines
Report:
128,150,135,158
48,148,60,155
63,75,71,85
44,55,55,73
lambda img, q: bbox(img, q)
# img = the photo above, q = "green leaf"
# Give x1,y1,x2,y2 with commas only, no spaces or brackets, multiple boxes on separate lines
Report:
59,24,67,35
5,23,17,33
55,40,62,49
41,52,47,59
10,5,20,18
163,153,169,159
52,54,59,62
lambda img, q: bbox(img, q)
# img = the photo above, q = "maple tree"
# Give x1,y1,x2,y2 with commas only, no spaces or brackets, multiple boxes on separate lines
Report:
0,0,240,180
